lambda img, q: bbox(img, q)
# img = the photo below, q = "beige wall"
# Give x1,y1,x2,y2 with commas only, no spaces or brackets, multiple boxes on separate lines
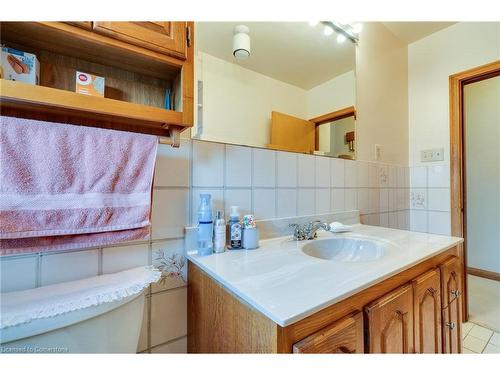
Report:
355,22,409,166
408,22,500,166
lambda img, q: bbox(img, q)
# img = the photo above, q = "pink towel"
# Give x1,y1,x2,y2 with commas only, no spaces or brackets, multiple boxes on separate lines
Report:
0,116,158,255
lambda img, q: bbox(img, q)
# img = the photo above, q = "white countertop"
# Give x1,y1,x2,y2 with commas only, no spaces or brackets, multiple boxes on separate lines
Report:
187,225,463,327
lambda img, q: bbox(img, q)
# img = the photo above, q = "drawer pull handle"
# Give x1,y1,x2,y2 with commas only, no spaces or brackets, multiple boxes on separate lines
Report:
445,322,456,330
338,346,355,354
450,290,461,298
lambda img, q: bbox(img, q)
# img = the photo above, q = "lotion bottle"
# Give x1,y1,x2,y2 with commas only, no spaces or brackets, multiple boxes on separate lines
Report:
227,206,242,250
213,210,226,253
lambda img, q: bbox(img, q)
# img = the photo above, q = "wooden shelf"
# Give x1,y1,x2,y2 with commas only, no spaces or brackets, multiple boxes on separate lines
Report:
0,79,188,136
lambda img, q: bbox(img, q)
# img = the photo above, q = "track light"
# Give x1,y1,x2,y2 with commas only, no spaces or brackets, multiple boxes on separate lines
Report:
323,25,334,36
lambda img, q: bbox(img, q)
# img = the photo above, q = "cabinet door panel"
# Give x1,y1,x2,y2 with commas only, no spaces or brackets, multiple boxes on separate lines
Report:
440,256,463,353
64,22,93,30
365,283,414,353
413,268,442,353
293,311,364,353
93,22,186,59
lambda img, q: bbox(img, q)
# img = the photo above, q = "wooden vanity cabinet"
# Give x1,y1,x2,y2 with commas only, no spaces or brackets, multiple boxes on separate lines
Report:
93,22,187,59
293,311,364,354
440,256,463,354
365,284,415,353
412,268,442,353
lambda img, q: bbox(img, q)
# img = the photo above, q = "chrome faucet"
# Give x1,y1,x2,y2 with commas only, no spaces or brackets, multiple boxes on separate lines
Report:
289,221,330,241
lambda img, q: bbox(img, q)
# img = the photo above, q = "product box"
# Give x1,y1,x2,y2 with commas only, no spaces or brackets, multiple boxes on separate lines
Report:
0,47,40,85
75,71,105,97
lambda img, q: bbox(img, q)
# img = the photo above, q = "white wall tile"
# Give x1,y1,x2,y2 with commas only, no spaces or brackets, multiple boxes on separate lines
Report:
370,164,380,188
298,154,315,187
41,249,99,286
315,157,330,187
344,160,357,187
389,212,398,229
397,210,409,230
150,288,187,347
155,140,190,187
357,188,369,214
388,189,397,211
191,188,224,226
276,189,297,218
137,296,149,353
297,189,315,216
152,189,189,239
102,243,150,274
225,189,252,217
330,158,345,188
344,188,358,211
357,162,369,188
379,213,389,227
379,189,389,212
369,188,380,214
252,148,276,187
277,152,297,188
397,166,409,188
225,145,252,187
410,210,428,232
410,188,427,210
192,141,224,187
253,189,276,219
315,188,331,214
151,239,186,293
396,188,407,210
410,166,427,188
428,188,450,212
428,211,451,235
1,255,38,293
331,188,345,212
388,166,398,188
428,165,450,188
150,337,187,354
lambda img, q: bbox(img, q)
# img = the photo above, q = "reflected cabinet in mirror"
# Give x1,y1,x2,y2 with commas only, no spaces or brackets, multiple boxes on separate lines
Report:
194,21,357,159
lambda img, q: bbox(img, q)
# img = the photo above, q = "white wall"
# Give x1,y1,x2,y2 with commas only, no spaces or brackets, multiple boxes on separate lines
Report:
408,22,500,167
355,22,409,166
306,70,356,118
464,77,500,273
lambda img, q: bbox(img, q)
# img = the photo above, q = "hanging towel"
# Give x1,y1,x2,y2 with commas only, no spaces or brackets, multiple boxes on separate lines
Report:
0,116,158,255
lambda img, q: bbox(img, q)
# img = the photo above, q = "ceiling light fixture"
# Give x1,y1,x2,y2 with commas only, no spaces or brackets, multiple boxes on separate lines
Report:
233,25,251,60
323,25,334,36
336,34,347,43
320,21,359,43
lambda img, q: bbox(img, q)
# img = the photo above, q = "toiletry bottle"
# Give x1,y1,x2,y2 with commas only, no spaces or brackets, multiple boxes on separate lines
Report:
227,206,242,250
197,194,213,256
213,210,226,253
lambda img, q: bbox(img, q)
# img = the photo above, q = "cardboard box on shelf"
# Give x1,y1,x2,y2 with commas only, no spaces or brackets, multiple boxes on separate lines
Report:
75,71,105,97
1,47,40,85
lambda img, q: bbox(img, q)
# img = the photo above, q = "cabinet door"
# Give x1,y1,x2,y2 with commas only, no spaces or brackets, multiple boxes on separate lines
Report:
412,268,442,353
93,22,187,59
440,256,463,353
365,283,414,353
293,311,364,353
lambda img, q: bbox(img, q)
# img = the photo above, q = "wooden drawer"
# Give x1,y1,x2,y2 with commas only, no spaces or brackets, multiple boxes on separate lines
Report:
293,311,364,353
93,22,187,59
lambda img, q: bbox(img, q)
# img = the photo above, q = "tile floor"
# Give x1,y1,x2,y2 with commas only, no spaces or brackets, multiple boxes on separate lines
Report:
462,321,500,354
468,275,500,331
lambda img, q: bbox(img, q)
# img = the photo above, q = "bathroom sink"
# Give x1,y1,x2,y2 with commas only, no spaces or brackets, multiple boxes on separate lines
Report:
302,238,384,262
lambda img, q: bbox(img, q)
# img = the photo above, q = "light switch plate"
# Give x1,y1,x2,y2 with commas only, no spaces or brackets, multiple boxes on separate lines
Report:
420,148,444,162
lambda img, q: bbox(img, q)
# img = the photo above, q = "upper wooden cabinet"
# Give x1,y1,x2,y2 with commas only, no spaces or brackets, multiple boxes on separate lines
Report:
440,256,463,354
64,21,92,30
293,311,364,354
412,268,442,353
365,283,415,354
93,22,187,59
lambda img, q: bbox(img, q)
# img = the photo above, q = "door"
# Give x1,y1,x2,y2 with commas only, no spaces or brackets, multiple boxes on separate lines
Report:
440,256,463,353
268,111,316,153
93,22,187,59
365,283,414,353
293,311,364,353
412,268,442,353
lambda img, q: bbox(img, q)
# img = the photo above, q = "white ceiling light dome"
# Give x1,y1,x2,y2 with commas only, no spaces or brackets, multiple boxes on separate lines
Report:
233,25,251,60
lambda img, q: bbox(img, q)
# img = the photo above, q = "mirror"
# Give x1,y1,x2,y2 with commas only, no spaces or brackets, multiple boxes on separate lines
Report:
194,21,357,159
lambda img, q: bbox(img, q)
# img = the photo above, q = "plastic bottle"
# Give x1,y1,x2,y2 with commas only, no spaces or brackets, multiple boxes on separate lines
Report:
197,194,213,256
213,210,226,253
227,206,242,250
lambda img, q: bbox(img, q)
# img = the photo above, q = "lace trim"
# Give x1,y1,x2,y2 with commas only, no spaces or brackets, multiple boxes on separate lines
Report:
1,267,161,329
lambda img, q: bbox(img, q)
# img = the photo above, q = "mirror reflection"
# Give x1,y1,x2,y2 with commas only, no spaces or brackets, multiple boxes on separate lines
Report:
194,21,357,159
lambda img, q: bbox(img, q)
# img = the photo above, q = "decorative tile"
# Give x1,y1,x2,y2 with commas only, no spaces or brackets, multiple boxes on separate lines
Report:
0,255,38,293
253,189,276,219
297,154,315,187
428,188,450,212
102,243,150,274
376,164,386,188
151,239,186,293
252,148,276,187
330,158,345,188
331,188,345,212
315,156,331,188
276,189,297,218
410,188,427,209
277,152,297,188
150,288,187,347
224,189,252,217
152,189,189,239
41,249,98,286
225,144,252,187
192,140,224,187
155,139,191,187
315,188,330,215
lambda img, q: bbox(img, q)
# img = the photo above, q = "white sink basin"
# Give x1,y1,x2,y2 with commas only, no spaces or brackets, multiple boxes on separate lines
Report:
302,238,385,262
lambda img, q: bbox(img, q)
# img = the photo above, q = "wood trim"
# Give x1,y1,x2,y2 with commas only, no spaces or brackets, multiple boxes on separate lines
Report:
309,106,356,126
467,267,500,282
449,60,500,321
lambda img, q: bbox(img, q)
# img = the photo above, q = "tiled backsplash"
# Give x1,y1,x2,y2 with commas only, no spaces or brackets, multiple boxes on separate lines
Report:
0,138,415,354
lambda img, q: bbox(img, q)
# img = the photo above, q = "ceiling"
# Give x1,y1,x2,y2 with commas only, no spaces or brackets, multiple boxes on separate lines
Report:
196,22,356,90
382,22,456,44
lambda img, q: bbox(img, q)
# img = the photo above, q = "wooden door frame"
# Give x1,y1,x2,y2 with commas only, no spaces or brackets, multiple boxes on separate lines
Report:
309,106,356,152
449,60,500,321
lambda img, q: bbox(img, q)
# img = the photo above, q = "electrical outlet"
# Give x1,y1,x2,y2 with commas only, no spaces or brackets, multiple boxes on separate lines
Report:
375,144,381,161
420,148,444,162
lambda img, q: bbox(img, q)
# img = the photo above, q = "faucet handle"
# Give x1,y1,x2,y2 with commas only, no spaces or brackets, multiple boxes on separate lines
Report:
289,223,303,240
